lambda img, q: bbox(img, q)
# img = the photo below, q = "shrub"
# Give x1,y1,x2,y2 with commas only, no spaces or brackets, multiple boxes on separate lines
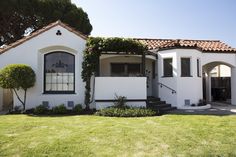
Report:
198,99,207,106
25,108,35,114
9,105,22,114
0,64,36,111
114,94,128,109
73,104,83,114
95,107,156,117
14,106,22,112
52,104,67,114
34,104,49,115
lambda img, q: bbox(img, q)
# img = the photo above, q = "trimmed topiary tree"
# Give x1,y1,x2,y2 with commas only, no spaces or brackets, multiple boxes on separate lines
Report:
0,64,36,111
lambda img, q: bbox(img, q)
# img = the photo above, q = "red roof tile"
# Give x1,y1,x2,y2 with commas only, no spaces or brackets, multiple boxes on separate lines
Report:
134,38,236,53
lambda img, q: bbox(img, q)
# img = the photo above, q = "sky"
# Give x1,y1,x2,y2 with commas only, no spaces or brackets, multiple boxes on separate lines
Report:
71,0,236,47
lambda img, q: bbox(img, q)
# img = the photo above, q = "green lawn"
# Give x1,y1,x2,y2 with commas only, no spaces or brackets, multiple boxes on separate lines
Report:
0,115,236,157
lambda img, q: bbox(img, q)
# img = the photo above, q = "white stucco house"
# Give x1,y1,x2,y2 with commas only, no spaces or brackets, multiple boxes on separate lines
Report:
0,21,236,111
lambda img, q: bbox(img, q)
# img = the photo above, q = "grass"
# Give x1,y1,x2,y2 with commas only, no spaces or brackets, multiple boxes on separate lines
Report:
0,114,236,157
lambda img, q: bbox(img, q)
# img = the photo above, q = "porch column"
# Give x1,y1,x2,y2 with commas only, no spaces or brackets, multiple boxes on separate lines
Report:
205,72,212,102
231,67,236,105
142,51,146,76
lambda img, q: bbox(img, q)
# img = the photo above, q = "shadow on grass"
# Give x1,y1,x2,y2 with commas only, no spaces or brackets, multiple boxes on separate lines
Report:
1,109,97,117
3,108,236,117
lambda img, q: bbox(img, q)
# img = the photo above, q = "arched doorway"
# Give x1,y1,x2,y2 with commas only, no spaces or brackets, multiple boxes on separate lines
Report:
203,62,233,104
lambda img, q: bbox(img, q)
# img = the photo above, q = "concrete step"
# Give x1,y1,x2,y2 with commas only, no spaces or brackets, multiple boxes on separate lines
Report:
148,101,166,105
147,96,176,115
148,103,172,109
147,97,161,101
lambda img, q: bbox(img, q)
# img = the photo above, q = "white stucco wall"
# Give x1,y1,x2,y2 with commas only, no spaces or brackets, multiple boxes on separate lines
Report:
157,50,177,106
157,49,236,108
157,49,203,108
202,53,236,67
231,67,236,105
94,77,146,109
176,49,203,107
0,25,86,109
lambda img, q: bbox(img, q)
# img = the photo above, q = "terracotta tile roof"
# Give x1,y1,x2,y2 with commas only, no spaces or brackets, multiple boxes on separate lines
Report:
134,38,236,53
0,20,87,54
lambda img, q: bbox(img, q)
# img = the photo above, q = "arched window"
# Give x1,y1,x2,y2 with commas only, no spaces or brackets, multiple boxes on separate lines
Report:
44,51,75,94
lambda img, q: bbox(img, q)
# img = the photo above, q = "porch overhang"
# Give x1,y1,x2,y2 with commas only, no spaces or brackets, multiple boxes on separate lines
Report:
97,51,156,77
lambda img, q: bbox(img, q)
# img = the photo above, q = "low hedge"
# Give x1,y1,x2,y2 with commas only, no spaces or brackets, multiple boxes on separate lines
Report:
72,104,83,114
33,104,84,115
34,104,49,114
52,104,68,114
95,108,156,117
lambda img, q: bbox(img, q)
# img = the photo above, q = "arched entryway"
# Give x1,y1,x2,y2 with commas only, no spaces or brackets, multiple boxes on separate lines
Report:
203,61,234,104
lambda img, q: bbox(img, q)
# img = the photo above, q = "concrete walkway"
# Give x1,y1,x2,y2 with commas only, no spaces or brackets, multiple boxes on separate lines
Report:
170,102,236,116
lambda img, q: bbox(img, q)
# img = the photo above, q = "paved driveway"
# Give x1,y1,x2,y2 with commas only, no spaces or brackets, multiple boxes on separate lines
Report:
170,102,236,116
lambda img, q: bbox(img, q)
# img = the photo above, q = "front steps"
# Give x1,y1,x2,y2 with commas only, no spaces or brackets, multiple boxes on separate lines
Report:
147,96,177,115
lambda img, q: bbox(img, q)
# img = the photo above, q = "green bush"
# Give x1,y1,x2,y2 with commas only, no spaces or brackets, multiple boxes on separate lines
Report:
34,104,49,115
73,104,83,114
114,94,128,109
95,107,156,117
0,64,36,111
52,104,67,114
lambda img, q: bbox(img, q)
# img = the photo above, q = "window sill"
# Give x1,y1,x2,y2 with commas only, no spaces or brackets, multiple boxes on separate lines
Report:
181,76,193,77
162,76,173,78
43,92,76,95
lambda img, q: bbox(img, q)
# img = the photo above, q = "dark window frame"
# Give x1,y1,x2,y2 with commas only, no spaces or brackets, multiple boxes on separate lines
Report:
43,51,75,94
181,57,192,77
110,63,141,76
163,58,173,77
197,58,201,77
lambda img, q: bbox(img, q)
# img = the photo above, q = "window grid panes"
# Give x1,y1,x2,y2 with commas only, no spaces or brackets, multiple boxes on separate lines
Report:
44,52,75,93
111,63,141,76
181,58,191,77
197,59,201,77
163,58,173,77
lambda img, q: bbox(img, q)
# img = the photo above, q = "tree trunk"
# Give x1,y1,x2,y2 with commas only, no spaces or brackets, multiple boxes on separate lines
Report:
12,88,24,111
23,89,27,111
